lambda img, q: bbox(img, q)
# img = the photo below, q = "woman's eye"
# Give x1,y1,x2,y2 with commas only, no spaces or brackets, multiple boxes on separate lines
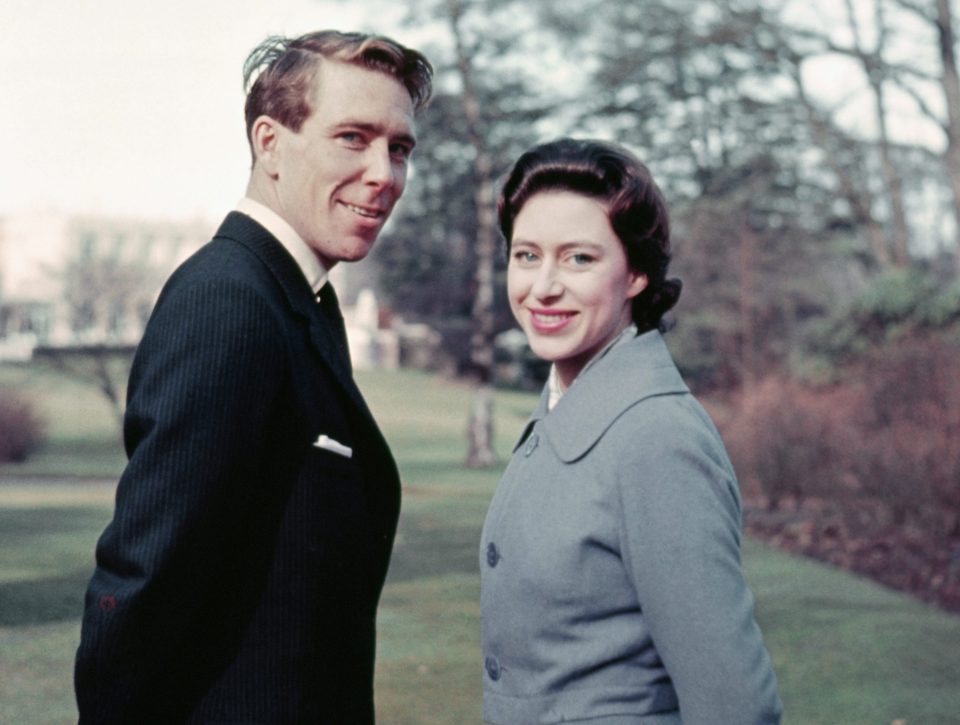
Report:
569,253,595,266
513,251,538,264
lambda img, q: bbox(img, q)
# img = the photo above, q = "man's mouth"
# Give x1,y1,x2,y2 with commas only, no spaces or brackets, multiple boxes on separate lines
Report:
343,202,385,219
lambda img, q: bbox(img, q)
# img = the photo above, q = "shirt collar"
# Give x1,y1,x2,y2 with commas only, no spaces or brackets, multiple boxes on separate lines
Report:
235,197,328,295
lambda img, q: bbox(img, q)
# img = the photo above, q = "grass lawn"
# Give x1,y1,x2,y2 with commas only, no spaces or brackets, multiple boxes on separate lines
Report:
1,365,959,723
0,362,127,478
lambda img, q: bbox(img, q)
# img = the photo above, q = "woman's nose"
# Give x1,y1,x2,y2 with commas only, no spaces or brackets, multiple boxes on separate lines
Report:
531,264,562,299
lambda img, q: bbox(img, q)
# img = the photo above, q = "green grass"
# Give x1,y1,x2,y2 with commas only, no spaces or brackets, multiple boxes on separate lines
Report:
1,365,959,723
0,362,126,478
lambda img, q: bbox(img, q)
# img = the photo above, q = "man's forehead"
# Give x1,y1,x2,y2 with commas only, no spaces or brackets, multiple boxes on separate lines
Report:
310,60,412,104
307,63,415,134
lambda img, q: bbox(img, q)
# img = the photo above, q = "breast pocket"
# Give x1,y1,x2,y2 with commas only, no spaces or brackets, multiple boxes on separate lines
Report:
290,445,369,560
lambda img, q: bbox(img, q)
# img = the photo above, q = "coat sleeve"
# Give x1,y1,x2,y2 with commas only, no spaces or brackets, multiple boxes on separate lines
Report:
614,396,783,725
75,276,288,723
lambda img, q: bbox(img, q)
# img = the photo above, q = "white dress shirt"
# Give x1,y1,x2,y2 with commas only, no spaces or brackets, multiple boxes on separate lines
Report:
235,197,328,296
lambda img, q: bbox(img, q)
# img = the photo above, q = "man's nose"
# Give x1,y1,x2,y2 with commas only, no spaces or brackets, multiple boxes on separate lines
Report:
363,145,397,188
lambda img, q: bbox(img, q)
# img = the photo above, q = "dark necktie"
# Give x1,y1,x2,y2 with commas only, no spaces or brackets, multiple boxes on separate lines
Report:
317,283,352,373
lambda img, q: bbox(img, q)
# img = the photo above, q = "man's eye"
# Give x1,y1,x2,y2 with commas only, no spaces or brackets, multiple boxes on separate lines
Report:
390,143,413,160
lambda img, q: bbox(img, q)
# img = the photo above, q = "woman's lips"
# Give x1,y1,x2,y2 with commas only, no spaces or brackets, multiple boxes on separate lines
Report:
528,309,576,333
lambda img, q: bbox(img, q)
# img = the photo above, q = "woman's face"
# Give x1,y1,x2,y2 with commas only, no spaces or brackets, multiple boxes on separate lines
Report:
507,190,647,388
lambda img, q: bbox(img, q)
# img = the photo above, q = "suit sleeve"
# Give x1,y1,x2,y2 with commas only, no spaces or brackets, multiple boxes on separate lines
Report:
615,396,783,725
75,276,288,723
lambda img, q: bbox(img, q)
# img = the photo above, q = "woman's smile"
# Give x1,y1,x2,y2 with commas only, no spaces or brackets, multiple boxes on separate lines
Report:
508,191,647,388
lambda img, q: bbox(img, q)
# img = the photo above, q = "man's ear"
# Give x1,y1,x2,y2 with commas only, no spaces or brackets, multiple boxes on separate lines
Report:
250,115,281,177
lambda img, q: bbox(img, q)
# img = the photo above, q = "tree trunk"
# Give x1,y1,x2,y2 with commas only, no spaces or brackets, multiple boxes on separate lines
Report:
872,79,912,266
738,214,759,392
465,172,499,468
790,57,892,269
466,383,497,468
447,0,499,468
844,0,912,266
935,0,960,266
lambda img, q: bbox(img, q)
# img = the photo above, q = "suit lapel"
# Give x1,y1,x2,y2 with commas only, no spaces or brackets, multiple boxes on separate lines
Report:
212,213,376,422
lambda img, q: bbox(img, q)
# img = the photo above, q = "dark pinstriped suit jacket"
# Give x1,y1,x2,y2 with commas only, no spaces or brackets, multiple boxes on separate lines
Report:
75,213,401,724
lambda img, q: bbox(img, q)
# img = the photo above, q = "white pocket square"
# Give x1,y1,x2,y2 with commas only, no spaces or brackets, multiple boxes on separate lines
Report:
313,434,353,458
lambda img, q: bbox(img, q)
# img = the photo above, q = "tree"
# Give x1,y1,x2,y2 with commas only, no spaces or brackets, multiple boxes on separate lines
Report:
351,0,553,465
347,0,956,398
889,0,960,262
539,0,856,389
776,0,960,266
42,249,160,431
34,344,133,432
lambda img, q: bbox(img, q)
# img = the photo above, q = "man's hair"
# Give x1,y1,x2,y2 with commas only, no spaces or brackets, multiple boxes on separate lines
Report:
498,137,682,334
242,30,433,159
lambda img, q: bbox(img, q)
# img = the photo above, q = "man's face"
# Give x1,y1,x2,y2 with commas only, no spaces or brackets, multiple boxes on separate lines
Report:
268,60,416,267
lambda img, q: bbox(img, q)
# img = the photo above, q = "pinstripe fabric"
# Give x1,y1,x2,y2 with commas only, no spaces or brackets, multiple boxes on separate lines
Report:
75,213,400,724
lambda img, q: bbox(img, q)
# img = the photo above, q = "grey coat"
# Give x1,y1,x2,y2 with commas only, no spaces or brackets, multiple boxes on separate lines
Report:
480,330,782,724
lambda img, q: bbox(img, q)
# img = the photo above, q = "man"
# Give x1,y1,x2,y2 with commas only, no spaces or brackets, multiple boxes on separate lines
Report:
75,30,432,724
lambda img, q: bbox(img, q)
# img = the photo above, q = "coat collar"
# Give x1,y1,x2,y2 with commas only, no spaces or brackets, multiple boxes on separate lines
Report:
514,330,689,462
213,212,320,322
212,212,370,417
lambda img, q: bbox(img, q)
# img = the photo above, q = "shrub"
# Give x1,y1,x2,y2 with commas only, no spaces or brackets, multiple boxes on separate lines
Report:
722,376,860,511
852,337,960,536
0,390,47,462
723,336,960,536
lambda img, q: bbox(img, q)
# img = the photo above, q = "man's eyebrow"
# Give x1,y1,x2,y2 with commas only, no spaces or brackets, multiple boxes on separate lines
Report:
332,120,417,147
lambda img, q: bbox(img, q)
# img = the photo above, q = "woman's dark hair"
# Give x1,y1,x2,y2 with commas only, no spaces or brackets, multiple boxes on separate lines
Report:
498,138,682,333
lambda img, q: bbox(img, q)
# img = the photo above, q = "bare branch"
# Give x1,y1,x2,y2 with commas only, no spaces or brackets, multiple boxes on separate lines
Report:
890,70,950,130
887,0,936,23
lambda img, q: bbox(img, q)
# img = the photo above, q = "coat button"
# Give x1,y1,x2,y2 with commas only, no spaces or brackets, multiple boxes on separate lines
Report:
523,433,539,457
486,542,500,567
485,655,502,681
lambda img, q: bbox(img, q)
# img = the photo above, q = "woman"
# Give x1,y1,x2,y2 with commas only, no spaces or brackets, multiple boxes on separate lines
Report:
480,138,783,724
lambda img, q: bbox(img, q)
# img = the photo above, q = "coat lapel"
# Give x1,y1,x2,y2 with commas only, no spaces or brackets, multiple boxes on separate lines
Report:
539,330,690,462
212,213,376,422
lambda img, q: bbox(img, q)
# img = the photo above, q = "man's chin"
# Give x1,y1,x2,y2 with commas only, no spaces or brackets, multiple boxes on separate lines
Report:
337,238,378,263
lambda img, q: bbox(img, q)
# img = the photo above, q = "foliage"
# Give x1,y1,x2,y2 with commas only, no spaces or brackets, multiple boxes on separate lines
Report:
722,332,960,611
0,390,46,463
727,332,960,529
723,376,860,511
372,0,554,369
852,337,960,537
805,268,960,368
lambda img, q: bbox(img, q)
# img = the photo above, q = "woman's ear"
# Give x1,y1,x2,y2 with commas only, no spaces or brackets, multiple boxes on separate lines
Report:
627,272,648,300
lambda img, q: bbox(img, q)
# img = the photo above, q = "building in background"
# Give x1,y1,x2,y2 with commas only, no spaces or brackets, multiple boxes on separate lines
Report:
0,210,410,368
0,210,211,360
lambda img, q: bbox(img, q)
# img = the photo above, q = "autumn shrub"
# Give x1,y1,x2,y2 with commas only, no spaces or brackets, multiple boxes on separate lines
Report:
722,376,860,511
724,336,960,536
850,337,960,537
0,390,46,462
